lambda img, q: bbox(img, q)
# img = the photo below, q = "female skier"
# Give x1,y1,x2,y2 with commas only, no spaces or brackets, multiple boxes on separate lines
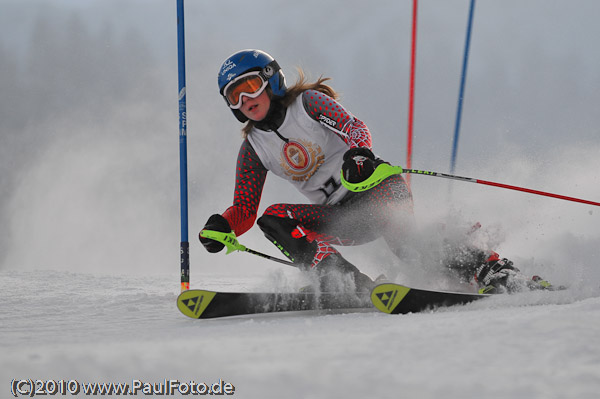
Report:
199,49,542,294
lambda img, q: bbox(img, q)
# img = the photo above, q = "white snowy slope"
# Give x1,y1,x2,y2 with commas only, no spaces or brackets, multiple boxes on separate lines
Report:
2,269,600,399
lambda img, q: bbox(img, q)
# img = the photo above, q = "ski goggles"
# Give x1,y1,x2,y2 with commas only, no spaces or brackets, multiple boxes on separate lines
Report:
223,71,268,109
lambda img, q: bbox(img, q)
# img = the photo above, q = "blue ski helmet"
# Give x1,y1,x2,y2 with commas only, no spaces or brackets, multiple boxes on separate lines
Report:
218,49,287,122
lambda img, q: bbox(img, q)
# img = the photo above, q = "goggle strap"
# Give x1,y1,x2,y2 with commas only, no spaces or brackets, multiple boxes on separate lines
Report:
258,60,280,82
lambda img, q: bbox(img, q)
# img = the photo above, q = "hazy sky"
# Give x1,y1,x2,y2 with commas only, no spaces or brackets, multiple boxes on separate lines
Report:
1,0,598,278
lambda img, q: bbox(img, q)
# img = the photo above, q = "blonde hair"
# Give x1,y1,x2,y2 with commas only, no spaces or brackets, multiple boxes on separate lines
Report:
241,68,340,137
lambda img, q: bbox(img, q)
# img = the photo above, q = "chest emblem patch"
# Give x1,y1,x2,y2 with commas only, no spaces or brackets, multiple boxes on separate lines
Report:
280,139,325,181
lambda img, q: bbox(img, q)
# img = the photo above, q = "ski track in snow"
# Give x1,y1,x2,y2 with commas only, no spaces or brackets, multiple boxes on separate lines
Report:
2,270,600,399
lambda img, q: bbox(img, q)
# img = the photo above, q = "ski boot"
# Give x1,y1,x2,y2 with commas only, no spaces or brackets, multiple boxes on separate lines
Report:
475,257,520,294
475,256,560,294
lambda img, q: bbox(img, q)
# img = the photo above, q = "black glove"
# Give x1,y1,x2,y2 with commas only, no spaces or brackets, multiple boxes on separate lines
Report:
199,214,231,253
341,147,385,184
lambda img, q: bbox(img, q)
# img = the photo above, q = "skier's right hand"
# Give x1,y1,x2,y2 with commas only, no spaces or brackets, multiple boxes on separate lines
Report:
199,214,232,253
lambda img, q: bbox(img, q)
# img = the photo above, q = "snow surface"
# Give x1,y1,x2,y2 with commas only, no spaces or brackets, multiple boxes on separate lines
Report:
2,269,600,399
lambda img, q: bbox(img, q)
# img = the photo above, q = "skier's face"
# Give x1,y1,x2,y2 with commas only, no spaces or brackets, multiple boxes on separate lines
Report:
239,89,271,122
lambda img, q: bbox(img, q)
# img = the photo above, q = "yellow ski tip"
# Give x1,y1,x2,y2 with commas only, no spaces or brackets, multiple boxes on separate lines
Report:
177,290,217,319
371,283,411,314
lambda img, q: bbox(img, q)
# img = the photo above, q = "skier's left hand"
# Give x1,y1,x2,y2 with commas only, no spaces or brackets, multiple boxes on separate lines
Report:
341,147,386,184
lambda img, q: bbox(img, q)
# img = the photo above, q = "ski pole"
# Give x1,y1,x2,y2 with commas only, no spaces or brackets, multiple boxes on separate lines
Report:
341,164,600,207
404,168,600,207
200,230,297,267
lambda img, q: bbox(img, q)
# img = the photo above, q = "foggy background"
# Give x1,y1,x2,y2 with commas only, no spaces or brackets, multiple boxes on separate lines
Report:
1,0,598,286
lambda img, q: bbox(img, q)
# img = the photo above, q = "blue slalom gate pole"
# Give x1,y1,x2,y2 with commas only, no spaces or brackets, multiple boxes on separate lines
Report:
177,0,190,292
450,0,476,174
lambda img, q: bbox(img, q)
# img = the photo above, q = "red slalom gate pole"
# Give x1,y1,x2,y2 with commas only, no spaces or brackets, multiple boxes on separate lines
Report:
406,0,418,187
